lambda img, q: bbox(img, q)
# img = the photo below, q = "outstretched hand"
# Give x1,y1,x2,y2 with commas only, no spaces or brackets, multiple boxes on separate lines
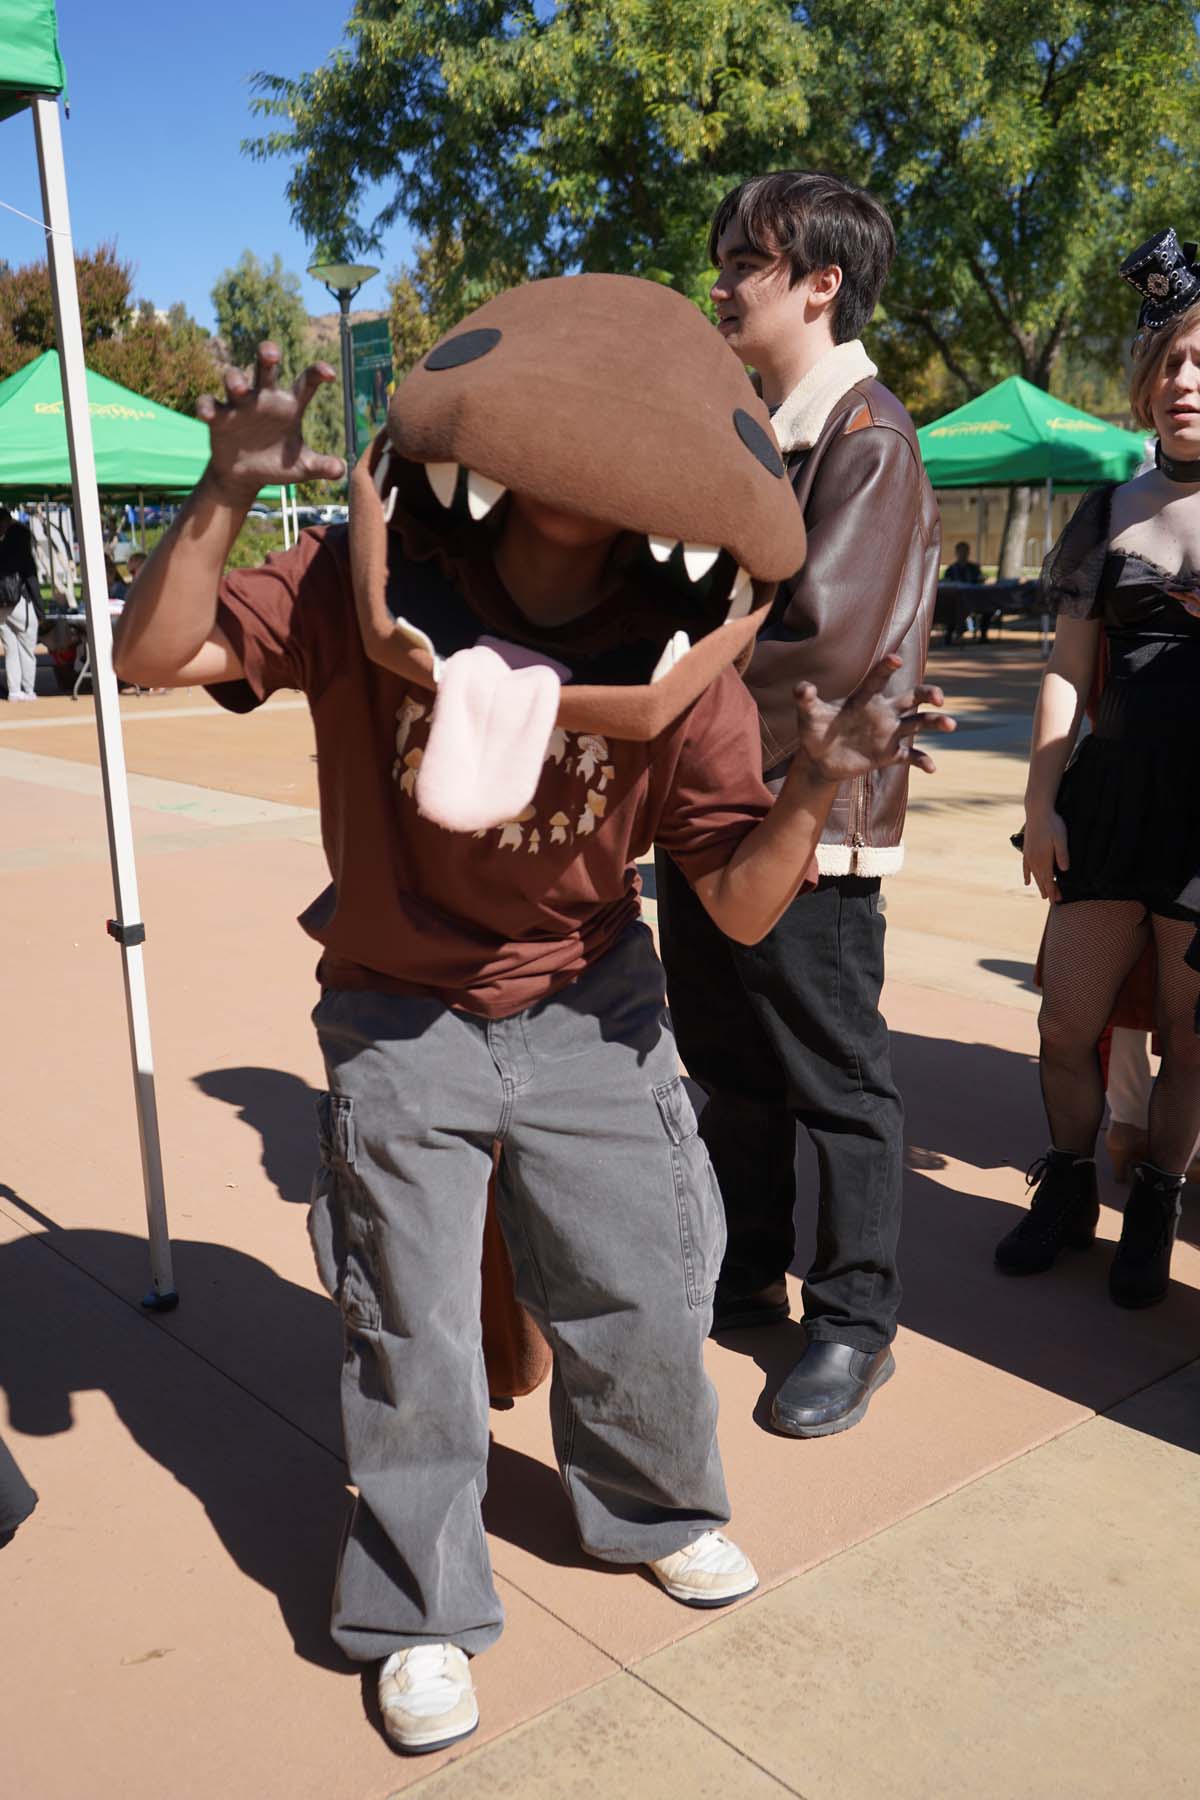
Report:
793,654,955,784
197,342,346,503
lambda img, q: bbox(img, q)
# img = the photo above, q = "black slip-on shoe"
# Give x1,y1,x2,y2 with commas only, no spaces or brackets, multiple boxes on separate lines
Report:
771,1340,895,1438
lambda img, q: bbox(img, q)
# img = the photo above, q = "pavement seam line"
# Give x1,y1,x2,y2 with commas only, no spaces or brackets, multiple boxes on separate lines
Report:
627,1667,808,1798
1093,1349,1200,1422
399,1671,632,1797
0,697,309,729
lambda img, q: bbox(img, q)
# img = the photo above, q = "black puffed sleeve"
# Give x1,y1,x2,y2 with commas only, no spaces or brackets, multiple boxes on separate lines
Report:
1040,484,1114,620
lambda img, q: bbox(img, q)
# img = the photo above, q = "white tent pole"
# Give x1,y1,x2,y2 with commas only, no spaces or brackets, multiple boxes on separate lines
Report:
43,493,55,597
32,94,177,1309
1040,474,1054,660
281,482,291,550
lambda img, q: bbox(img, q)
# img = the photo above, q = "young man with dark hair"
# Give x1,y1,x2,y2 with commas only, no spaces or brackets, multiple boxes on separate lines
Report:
656,170,940,1438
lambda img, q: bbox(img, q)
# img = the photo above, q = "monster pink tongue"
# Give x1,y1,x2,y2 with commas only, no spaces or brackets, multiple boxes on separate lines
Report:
416,640,570,833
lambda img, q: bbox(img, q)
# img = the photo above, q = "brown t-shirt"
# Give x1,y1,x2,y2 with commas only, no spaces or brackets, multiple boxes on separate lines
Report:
214,525,789,1018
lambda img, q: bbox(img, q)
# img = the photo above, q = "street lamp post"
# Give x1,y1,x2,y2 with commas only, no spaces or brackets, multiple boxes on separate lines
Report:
306,260,380,475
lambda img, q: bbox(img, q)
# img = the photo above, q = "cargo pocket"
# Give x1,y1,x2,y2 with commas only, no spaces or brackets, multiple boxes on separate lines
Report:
653,1077,727,1308
308,1091,382,1335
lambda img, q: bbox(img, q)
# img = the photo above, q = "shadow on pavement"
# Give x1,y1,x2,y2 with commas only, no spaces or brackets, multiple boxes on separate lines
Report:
193,1066,319,1207
0,1203,351,1671
0,1192,605,1671
978,957,1039,994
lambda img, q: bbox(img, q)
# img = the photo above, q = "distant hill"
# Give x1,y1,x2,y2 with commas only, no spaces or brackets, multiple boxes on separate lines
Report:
307,308,388,350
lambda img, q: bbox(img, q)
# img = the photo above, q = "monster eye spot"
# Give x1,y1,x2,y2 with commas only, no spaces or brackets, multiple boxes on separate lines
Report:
425,328,503,372
733,407,785,478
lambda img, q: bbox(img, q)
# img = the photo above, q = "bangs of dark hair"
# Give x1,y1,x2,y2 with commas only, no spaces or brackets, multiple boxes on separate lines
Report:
709,171,896,343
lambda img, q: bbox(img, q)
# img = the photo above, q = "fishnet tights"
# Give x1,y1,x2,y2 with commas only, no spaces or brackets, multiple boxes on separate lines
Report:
1039,900,1200,1173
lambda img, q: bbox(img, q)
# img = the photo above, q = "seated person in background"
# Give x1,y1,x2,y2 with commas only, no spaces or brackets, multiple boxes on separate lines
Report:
942,540,983,584
942,540,991,642
105,555,128,600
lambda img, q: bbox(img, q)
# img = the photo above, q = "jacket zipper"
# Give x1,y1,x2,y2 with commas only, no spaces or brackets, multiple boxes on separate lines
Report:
848,777,868,872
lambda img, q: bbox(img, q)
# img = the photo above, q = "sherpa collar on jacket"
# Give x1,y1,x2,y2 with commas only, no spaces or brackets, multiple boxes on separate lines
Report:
770,341,878,455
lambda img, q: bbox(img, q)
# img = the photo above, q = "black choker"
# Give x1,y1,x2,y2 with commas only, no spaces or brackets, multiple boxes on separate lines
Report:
1155,441,1200,483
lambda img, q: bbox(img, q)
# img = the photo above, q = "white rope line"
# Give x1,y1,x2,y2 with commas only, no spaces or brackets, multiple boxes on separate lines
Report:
0,196,69,236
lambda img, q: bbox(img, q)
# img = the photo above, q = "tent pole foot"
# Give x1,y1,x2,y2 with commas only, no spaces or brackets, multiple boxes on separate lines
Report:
141,1288,180,1313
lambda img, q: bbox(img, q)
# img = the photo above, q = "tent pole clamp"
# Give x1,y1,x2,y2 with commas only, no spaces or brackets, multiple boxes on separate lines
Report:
107,919,146,947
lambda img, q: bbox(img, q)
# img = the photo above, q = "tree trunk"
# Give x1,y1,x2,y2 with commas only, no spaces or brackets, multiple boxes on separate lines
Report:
998,484,1035,579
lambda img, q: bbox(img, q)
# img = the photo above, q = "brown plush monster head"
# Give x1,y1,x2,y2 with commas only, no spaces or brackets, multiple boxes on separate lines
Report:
349,273,805,830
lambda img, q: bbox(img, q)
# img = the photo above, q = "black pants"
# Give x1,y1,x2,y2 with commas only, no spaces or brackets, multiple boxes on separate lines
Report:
655,852,903,1353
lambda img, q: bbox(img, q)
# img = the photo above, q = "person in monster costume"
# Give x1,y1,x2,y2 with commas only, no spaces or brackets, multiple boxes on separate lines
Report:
115,275,951,1756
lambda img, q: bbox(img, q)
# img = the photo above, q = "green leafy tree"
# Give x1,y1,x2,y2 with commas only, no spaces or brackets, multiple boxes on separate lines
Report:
806,0,1200,569
247,0,817,307
91,301,222,414
249,2,1199,571
211,249,311,376
387,236,480,373
0,245,221,412
0,242,133,379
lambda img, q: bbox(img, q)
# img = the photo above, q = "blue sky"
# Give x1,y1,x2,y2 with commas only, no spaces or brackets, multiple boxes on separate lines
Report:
1,0,415,329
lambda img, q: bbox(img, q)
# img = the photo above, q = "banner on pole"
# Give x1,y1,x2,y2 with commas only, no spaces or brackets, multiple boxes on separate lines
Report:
351,319,393,457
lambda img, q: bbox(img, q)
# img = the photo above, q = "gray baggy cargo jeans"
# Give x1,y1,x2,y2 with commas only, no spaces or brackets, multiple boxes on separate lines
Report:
310,923,731,1661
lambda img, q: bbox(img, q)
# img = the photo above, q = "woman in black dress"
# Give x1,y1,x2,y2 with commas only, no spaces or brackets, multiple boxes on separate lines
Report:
996,228,1200,1306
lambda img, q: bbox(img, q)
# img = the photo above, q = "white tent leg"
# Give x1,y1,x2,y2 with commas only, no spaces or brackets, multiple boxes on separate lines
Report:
1040,475,1054,660
33,95,177,1309
43,493,55,598
281,483,291,551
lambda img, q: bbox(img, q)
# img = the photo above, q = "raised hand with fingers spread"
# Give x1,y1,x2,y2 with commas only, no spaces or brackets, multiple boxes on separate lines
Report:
791,652,955,784
197,342,346,503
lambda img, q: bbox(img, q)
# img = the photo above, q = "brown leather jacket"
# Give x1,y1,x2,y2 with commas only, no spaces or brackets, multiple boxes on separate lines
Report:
745,373,940,876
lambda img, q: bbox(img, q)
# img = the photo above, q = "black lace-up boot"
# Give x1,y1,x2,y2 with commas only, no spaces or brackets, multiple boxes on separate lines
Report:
994,1151,1099,1275
1109,1162,1186,1308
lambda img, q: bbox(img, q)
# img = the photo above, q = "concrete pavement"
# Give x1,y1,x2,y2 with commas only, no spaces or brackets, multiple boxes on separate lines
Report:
0,634,1196,1799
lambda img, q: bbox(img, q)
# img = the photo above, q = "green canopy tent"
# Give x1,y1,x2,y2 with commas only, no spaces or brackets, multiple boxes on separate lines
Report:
1,1,179,1305
0,349,284,501
917,377,1149,652
917,375,1148,493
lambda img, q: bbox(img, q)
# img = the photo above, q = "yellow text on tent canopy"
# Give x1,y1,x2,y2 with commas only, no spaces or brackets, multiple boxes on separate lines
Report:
35,399,158,422
926,420,1011,437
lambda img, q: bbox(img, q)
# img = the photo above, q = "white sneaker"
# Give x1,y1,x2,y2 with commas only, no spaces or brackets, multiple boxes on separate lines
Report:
378,1643,479,1754
647,1530,759,1607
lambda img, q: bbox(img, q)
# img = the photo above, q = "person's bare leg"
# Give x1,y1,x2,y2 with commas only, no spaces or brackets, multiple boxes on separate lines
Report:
1038,900,1149,1153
